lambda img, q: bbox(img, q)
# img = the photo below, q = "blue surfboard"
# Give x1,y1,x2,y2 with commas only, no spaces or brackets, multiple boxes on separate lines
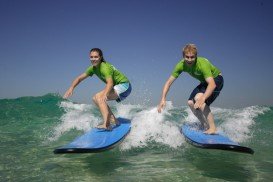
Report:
181,124,254,154
54,117,131,154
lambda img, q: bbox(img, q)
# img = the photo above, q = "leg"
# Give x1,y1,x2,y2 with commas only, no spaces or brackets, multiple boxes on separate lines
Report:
195,93,216,134
105,90,119,125
92,96,116,124
202,104,216,134
187,100,208,129
107,105,119,125
92,89,119,129
188,75,223,134
93,91,111,129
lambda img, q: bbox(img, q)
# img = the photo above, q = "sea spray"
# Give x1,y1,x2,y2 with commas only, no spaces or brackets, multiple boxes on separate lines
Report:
50,100,269,148
184,105,270,143
217,106,270,143
48,101,100,141
119,101,185,150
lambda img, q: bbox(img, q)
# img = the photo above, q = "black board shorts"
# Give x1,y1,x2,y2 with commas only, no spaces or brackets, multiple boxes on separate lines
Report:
188,75,224,106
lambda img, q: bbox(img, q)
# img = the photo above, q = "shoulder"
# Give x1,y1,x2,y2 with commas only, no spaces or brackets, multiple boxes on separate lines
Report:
197,57,208,61
197,57,210,63
86,66,94,72
175,59,184,67
100,62,115,75
101,61,113,69
197,57,211,66
172,59,184,77
85,66,94,75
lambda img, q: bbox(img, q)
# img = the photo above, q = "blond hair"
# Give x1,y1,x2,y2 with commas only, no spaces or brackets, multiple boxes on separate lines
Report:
182,44,198,57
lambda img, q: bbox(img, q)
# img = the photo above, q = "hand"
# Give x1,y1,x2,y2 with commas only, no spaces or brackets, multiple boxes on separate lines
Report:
157,100,166,113
194,96,205,109
63,87,73,99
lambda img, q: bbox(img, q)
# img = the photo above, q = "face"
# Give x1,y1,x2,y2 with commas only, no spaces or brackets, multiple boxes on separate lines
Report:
89,51,102,66
184,52,196,66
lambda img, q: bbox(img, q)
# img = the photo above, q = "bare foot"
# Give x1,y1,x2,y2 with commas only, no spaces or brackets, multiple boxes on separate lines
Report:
204,128,217,135
110,119,120,126
96,124,107,129
96,124,112,130
96,125,112,131
201,123,209,131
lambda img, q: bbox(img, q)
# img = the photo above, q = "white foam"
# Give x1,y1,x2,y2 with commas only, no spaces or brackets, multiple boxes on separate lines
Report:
48,101,101,141
183,105,270,143
115,103,142,119
218,106,270,143
184,107,199,124
120,101,185,150
49,100,269,148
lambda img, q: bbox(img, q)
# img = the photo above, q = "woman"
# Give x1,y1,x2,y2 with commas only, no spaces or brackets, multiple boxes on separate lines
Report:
63,48,132,130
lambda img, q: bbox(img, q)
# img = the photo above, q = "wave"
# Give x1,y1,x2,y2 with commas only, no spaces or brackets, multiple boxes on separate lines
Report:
0,94,270,151
48,98,270,150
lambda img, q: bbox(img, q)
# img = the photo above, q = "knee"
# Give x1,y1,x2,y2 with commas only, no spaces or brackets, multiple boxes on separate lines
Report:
93,93,101,103
92,95,97,103
194,93,203,102
93,92,105,104
188,100,194,107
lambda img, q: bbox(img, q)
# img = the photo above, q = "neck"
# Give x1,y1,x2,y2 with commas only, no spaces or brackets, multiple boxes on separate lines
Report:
94,61,102,68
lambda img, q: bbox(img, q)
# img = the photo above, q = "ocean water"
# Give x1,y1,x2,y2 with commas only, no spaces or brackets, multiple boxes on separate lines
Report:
0,94,272,181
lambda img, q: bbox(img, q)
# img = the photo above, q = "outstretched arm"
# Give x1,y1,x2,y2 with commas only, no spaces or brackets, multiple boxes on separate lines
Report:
63,73,89,99
194,77,216,109
157,76,176,113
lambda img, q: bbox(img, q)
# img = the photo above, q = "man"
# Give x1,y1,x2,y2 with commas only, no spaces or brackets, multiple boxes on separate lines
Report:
158,44,223,134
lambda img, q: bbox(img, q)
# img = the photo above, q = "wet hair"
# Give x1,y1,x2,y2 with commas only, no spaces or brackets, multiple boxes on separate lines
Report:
182,44,198,57
90,48,105,62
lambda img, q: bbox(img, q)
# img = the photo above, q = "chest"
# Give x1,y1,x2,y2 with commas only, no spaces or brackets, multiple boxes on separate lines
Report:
184,65,203,76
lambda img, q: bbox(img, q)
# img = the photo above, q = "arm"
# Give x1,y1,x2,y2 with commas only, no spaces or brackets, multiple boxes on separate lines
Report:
157,76,176,113
194,77,216,109
63,73,89,99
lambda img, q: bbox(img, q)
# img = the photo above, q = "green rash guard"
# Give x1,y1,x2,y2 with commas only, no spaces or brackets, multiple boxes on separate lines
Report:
85,61,129,85
171,57,221,83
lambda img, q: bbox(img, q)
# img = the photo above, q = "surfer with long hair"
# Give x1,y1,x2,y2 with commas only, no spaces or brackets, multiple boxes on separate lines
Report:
64,48,132,130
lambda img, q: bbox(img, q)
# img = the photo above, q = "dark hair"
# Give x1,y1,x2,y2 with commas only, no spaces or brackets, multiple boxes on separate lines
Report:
90,48,105,62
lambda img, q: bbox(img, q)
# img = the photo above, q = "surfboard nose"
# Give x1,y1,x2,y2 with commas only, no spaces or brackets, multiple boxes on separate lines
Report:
181,124,254,154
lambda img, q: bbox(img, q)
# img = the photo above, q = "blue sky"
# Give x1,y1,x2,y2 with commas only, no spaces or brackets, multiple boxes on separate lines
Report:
0,0,273,108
